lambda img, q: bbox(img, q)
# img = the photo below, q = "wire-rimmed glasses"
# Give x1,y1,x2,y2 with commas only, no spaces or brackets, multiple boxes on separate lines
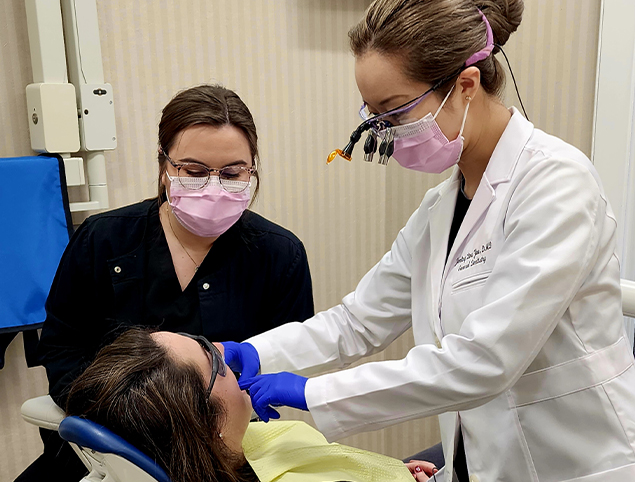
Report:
163,151,256,193
177,332,227,399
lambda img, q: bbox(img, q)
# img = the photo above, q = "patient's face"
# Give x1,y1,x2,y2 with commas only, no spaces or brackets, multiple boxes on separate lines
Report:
152,332,252,450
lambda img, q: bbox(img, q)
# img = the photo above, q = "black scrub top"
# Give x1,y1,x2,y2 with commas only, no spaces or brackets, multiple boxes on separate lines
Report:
38,199,314,407
446,179,472,482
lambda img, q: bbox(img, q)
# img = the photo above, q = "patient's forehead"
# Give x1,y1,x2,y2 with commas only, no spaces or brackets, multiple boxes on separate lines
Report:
152,331,194,353
151,331,208,369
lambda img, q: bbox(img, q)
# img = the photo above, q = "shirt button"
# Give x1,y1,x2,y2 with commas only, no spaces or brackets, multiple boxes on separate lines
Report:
435,335,442,349
114,266,121,274
469,475,479,482
202,282,210,290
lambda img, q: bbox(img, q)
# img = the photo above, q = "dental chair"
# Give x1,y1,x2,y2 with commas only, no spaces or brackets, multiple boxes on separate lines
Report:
20,279,635,481
21,396,171,482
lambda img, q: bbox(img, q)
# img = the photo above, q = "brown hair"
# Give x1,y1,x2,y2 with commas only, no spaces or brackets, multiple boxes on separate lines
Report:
349,0,524,98
156,84,260,204
65,328,259,482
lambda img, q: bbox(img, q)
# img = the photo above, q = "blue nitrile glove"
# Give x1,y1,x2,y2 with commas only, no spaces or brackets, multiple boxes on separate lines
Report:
239,372,308,422
220,341,260,382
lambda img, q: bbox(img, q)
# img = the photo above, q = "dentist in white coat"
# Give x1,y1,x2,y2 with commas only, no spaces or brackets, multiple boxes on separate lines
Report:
224,1,635,481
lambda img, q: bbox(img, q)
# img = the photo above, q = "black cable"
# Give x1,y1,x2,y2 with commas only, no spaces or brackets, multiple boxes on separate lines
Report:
496,43,529,121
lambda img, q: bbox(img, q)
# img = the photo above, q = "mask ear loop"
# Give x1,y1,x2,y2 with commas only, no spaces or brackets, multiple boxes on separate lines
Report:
432,85,456,120
429,86,471,143
458,95,472,140
453,95,472,165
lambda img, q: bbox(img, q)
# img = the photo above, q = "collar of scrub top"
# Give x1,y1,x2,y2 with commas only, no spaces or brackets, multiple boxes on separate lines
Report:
326,7,494,166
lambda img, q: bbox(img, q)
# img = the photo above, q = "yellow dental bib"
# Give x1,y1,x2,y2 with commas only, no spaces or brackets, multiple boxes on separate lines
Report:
242,421,414,482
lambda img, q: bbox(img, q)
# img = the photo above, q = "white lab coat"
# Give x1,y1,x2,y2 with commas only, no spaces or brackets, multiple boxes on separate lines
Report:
247,109,635,481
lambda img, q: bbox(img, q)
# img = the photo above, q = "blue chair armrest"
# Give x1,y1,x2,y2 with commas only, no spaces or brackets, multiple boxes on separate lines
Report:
59,416,172,482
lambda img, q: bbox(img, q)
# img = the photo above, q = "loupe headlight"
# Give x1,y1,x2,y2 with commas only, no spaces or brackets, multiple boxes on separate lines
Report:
327,119,394,165
327,121,371,164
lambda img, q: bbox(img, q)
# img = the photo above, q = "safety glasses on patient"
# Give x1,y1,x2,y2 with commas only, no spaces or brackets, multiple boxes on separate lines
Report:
177,332,227,399
163,151,255,193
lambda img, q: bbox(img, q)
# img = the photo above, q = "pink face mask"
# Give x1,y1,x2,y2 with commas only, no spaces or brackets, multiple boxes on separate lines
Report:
166,174,251,238
390,87,471,174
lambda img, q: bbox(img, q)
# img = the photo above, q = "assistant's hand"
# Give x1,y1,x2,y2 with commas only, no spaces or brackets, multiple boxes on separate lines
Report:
239,372,308,422
220,341,260,382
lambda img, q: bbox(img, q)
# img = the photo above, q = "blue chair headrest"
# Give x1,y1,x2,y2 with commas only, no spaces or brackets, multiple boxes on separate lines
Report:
59,416,172,482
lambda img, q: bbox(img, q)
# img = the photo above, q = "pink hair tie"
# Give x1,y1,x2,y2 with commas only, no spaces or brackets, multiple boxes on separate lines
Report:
464,8,494,66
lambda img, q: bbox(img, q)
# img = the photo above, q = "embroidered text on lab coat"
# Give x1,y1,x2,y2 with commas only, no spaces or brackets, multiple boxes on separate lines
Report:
455,241,492,271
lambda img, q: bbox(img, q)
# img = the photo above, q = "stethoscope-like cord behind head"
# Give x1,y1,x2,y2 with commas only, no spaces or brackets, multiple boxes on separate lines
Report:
496,43,530,121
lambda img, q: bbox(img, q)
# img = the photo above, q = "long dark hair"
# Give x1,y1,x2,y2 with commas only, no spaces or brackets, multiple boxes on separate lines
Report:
156,84,261,205
65,328,259,482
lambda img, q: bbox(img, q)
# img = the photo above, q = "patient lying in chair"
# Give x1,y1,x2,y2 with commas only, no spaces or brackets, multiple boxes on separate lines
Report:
65,328,436,482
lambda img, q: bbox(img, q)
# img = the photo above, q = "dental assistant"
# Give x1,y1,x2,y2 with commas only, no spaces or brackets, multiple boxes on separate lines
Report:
224,1,635,481
18,85,314,482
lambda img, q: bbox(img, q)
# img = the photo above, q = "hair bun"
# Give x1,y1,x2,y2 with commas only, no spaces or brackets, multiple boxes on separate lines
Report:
476,0,524,47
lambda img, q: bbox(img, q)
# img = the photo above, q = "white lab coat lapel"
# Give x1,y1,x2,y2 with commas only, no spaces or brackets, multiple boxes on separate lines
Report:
443,176,495,282
427,169,461,339
443,108,534,290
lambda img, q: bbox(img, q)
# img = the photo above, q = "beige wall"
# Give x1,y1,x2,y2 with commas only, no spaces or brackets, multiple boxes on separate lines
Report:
0,0,600,479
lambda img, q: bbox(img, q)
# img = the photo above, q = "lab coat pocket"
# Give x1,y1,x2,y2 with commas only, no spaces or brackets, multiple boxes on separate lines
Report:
511,339,635,482
451,270,492,293
514,387,633,482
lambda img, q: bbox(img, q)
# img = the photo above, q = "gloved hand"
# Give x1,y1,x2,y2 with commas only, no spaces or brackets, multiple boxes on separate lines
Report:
239,372,308,422
220,341,260,382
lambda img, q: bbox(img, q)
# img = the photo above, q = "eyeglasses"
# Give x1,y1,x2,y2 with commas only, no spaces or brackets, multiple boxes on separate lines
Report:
359,86,436,130
163,151,256,193
358,66,466,132
327,68,463,165
177,332,227,399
